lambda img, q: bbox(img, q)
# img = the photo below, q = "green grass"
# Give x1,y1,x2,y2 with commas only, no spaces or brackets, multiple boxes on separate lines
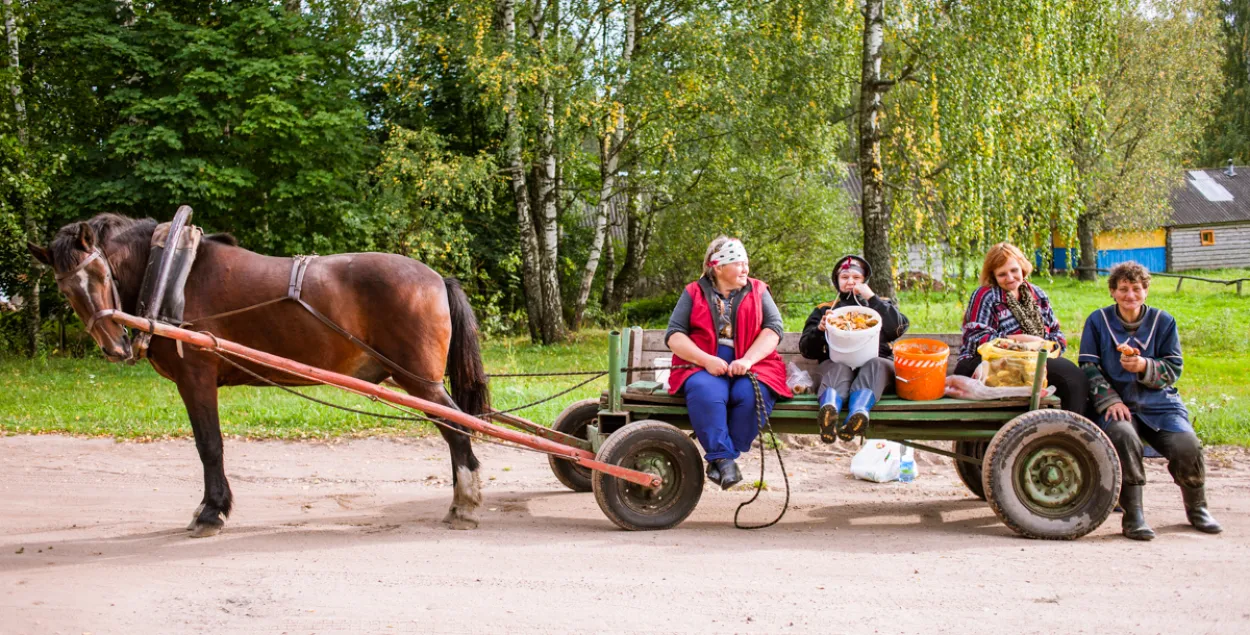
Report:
0,331,613,441
1,270,1247,445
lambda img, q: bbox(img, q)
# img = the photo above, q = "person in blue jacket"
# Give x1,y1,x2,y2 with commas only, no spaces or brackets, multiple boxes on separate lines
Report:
1079,261,1221,540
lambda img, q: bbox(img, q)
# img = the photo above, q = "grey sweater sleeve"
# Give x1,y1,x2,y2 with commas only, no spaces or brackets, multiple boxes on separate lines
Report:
760,289,783,337
664,290,694,346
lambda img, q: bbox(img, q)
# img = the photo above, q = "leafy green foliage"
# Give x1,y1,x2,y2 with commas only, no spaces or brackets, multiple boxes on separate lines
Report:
1201,0,1250,165
30,0,376,255
883,0,1122,262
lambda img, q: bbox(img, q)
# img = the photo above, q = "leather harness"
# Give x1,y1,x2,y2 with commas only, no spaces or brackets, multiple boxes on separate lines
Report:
54,248,123,334
183,254,444,387
65,206,443,387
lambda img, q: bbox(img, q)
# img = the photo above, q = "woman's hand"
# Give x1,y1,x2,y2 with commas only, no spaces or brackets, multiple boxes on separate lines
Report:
704,355,730,376
1105,402,1132,422
1120,354,1147,374
817,309,832,332
729,358,754,376
854,282,875,300
1009,333,1044,343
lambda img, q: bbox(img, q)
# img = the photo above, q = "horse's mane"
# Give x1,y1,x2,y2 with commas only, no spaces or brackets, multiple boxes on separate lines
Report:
49,214,157,272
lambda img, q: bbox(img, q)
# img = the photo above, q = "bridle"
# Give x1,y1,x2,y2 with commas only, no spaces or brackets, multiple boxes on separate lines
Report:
54,248,124,334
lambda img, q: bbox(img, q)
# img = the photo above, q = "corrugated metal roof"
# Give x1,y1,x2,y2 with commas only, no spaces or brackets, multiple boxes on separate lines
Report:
1168,166,1250,226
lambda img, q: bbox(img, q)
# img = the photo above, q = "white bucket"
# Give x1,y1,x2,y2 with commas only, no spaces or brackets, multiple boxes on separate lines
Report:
824,305,882,370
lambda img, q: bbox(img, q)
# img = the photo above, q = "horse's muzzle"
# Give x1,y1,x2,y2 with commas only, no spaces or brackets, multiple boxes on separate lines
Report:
102,332,132,362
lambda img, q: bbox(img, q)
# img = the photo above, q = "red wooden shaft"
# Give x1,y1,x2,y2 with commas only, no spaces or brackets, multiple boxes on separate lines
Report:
106,311,660,488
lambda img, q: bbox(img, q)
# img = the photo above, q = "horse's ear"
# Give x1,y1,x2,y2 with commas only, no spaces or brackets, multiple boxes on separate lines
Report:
76,223,96,252
28,242,52,266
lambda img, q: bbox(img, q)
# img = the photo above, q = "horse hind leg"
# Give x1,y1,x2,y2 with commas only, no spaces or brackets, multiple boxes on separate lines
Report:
396,379,483,530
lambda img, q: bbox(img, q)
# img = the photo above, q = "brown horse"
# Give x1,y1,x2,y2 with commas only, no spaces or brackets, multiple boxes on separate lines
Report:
28,213,490,535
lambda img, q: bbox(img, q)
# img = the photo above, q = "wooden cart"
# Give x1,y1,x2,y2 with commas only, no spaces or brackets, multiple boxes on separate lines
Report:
547,329,1122,539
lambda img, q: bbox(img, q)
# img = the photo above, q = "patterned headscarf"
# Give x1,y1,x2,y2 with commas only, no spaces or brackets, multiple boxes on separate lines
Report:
706,239,748,268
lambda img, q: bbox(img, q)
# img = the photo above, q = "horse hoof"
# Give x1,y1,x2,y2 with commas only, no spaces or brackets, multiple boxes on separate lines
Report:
186,504,206,531
443,507,479,530
447,516,479,530
189,523,223,538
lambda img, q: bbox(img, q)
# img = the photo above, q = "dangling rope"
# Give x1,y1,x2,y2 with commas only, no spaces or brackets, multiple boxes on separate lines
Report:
733,372,790,530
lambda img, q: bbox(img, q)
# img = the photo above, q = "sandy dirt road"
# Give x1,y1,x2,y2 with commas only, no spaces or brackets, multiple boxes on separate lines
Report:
1,434,1247,634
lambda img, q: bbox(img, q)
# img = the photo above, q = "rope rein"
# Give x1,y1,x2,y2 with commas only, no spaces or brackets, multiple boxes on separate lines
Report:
203,337,786,529
733,373,790,530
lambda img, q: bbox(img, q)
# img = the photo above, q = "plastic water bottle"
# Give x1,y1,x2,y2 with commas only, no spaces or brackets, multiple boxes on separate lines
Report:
899,445,917,483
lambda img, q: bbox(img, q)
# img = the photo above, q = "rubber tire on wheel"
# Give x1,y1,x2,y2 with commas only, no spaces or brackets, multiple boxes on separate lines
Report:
953,440,988,501
547,398,601,492
982,409,1121,540
592,419,703,531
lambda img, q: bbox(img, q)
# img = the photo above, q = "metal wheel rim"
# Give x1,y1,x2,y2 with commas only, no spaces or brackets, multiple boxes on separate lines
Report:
1012,437,1094,518
613,443,682,516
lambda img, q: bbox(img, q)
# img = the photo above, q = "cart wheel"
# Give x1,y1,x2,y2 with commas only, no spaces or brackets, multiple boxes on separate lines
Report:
547,399,601,492
982,409,1121,540
592,419,703,531
953,440,988,501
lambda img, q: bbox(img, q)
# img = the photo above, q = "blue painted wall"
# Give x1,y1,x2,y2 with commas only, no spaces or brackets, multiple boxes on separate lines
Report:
1049,247,1167,274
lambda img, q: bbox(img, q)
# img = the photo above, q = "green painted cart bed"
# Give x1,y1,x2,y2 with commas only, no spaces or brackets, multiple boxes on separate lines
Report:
547,328,1122,540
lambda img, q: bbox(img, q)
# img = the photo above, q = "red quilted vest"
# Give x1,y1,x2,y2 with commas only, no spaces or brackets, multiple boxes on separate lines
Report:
667,278,792,398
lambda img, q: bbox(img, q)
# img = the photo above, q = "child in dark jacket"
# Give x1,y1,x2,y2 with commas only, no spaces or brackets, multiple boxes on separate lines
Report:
798,255,910,442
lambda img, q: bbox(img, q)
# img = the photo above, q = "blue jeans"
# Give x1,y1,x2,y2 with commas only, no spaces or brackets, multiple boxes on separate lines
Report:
682,345,777,461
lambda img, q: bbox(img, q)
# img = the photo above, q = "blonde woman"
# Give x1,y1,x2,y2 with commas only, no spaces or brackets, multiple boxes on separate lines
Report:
665,236,792,489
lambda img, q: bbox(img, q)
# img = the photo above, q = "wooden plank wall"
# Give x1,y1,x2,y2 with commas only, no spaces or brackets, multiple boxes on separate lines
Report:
1169,223,1250,271
627,330,964,383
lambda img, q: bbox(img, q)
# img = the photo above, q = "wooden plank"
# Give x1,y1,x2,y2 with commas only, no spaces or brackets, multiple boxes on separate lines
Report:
627,327,643,385
615,387,1058,410
641,328,962,353
621,403,1019,422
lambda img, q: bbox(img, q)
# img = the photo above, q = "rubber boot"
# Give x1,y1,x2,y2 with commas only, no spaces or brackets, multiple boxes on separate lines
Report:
1180,485,1223,534
840,389,876,442
817,388,842,444
705,461,720,484
713,458,742,490
1120,484,1156,541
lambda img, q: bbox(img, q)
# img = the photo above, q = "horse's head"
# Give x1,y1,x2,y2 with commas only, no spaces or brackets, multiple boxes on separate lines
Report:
29,222,132,361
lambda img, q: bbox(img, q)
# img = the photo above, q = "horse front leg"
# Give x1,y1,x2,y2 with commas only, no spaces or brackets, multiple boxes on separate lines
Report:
174,372,233,537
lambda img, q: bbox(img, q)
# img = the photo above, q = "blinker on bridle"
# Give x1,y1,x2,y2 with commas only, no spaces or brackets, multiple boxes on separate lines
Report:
55,248,124,335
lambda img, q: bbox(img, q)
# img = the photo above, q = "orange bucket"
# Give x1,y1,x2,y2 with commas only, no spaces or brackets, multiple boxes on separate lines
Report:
893,339,950,401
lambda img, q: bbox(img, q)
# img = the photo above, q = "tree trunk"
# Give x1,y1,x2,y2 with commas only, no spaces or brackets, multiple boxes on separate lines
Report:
498,0,544,342
1077,211,1099,281
573,135,619,328
535,88,566,343
600,226,615,310
5,0,37,357
857,0,896,299
608,188,655,313
572,3,636,328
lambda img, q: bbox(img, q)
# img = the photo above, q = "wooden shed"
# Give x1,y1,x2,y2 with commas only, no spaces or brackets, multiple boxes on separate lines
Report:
1166,165,1250,271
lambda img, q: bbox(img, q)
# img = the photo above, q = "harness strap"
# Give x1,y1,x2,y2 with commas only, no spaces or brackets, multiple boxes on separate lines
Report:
186,255,444,387
56,249,123,334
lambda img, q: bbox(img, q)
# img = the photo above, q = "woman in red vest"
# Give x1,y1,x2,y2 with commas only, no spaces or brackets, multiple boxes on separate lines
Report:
665,236,792,489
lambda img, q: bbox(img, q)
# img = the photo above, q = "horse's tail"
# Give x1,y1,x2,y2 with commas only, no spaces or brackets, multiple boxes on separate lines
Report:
444,277,490,417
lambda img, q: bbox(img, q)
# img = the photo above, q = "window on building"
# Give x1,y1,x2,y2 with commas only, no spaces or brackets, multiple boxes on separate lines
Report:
1200,230,1215,246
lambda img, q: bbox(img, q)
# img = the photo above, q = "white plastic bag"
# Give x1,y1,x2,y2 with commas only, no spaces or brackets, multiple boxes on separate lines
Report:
851,438,902,483
785,362,814,394
652,358,672,392
944,375,1057,401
